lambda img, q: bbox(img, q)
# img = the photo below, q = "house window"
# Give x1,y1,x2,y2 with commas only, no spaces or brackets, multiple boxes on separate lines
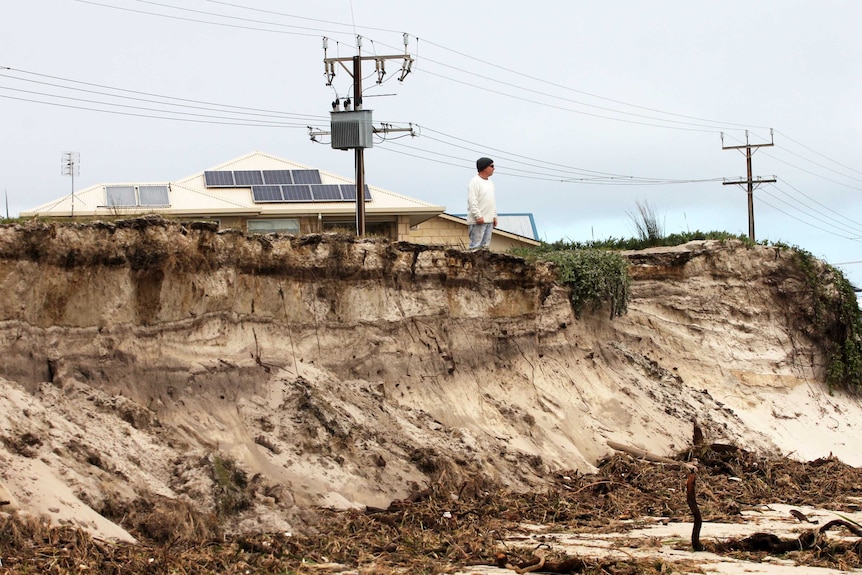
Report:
247,219,300,234
323,220,393,237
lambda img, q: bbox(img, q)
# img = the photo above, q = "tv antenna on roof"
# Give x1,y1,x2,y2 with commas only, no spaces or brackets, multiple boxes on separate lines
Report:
60,151,80,218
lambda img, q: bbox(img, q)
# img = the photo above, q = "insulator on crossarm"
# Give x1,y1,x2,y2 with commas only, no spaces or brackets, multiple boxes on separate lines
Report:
398,58,413,82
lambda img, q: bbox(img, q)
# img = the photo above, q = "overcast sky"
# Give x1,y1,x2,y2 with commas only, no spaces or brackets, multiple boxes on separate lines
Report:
3,1,862,286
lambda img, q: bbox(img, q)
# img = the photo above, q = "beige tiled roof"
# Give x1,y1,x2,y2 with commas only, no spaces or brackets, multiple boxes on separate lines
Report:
23,151,444,219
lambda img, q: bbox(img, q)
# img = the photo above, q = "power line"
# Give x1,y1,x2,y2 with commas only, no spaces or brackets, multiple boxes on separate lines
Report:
762,186,862,237
777,180,862,233
774,130,862,179
0,67,327,120
414,36,770,132
410,126,722,183
199,0,404,35
75,1,760,134
379,139,722,186
0,71,325,123
418,70,718,133
759,150,862,193
2,64,723,185
0,93,309,128
74,0,336,38
755,193,862,242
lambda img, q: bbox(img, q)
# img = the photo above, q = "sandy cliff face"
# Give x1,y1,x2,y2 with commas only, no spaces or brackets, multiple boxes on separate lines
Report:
0,217,857,539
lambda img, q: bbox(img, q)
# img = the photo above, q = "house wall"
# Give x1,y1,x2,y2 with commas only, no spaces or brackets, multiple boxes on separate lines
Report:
406,216,531,251
299,216,323,233
213,214,531,251
218,216,246,230
231,215,399,238
406,216,467,249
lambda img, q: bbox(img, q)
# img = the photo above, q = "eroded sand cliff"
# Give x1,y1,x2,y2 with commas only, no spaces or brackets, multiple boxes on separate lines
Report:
0,216,857,540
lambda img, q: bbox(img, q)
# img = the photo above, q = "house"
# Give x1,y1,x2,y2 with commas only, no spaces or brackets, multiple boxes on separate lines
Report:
22,151,541,251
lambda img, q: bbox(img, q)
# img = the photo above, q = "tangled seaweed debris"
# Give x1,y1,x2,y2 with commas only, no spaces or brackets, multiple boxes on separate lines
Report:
2,444,862,574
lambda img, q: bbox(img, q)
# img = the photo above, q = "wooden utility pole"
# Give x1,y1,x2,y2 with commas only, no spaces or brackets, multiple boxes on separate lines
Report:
722,130,776,241
351,55,366,235
322,35,413,236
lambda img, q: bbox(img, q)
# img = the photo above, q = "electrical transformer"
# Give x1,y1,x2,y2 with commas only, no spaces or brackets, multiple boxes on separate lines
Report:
330,110,373,150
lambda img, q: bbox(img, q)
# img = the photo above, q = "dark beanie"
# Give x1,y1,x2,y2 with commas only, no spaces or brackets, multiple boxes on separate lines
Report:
476,157,494,172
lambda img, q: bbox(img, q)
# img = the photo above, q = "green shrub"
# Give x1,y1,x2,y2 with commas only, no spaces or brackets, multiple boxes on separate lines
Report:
788,247,862,393
535,249,630,319
209,454,251,517
531,230,749,253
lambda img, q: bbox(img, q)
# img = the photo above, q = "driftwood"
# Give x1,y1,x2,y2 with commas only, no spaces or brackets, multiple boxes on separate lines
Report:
495,550,590,574
790,509,818,524
686,471,704,551
730,519,862,554
607,440,697,471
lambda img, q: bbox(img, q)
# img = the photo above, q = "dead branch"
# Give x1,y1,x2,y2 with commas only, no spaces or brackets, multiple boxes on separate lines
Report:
495,548,592,574
819,519,862,537
607,440,697,471
790,509,818,524
686,471,703,551
714,510,862,555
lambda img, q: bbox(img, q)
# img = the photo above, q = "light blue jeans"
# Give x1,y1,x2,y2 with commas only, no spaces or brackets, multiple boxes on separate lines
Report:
468,223,494,249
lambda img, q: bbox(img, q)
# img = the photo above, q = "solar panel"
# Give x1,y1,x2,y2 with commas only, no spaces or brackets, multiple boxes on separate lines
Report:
233,170,264,186
339,184,372,201
311,184,343,201
281,184,313,202
262,170,293,185
339,184,356,200
204,171,235,187
105,186,137,207
139,185,170,206
290,170,322,185
252,185,284,202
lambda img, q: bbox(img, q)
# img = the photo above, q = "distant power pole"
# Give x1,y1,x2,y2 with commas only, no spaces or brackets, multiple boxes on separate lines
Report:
320,35,414,235
61,151,80,218
721,130,776,241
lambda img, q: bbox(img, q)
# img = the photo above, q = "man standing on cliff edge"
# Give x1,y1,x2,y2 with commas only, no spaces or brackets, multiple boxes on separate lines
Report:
467,157,497,250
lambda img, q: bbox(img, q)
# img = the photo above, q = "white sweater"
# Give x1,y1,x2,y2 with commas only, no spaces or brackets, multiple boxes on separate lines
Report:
466,175,496,224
